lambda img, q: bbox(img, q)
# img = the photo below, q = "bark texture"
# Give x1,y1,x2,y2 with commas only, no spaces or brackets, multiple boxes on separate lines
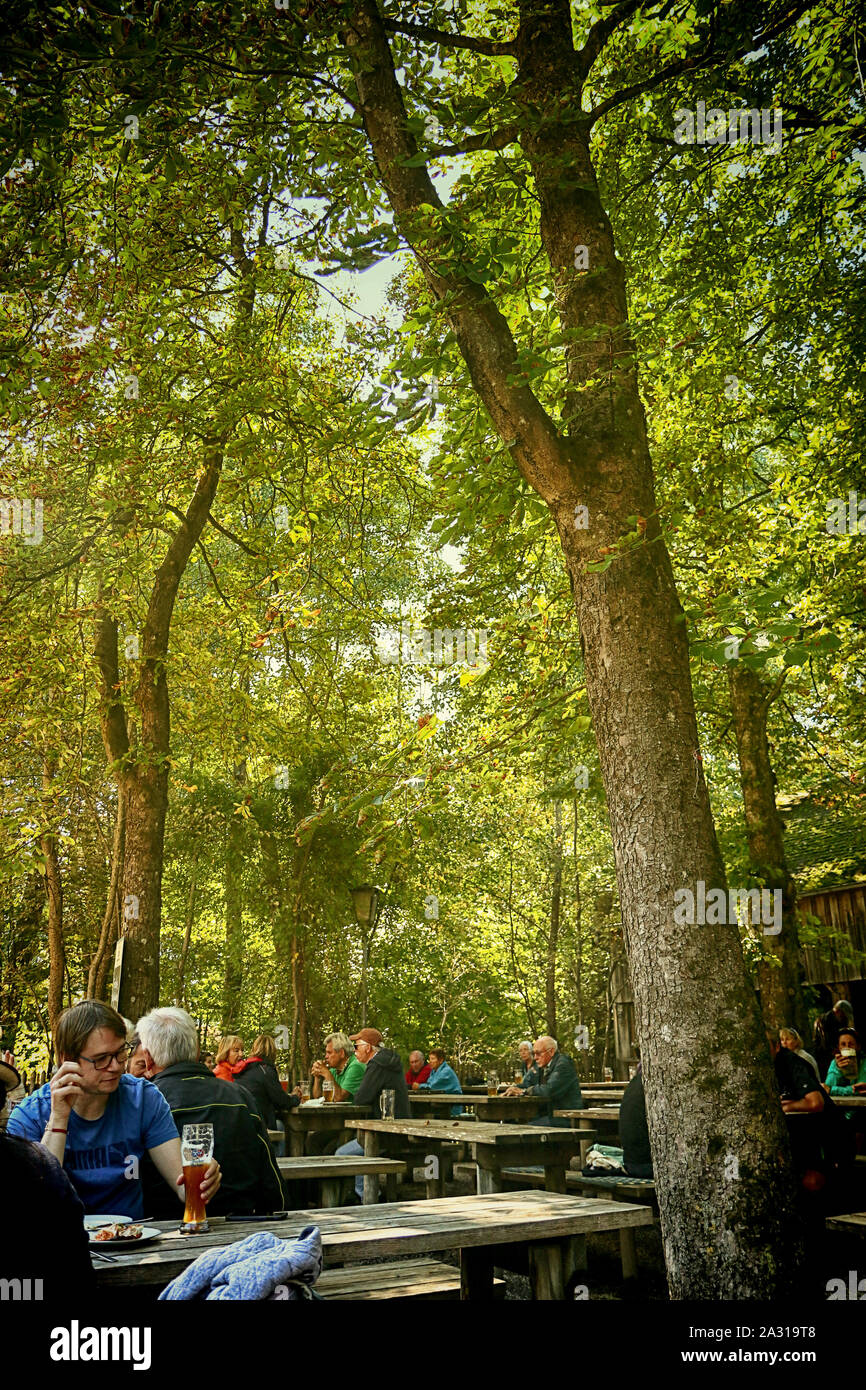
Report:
41,755,65,1032
341,0,804,1296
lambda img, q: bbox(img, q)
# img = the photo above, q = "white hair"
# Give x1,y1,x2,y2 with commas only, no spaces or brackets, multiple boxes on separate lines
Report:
535,1035,558,1053
324,1032,353,1058
138,1007,199,1069
518,1040,532,1052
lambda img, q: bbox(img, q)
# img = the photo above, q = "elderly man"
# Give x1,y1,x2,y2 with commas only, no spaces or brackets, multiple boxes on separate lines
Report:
138,1006,284,1217
311,1032,366,1101
336,1028,410,1200
405,1049,431,1088
503,1036,583,1126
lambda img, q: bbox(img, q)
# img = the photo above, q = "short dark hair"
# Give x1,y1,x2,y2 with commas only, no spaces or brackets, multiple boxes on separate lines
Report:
55,1000,127,1060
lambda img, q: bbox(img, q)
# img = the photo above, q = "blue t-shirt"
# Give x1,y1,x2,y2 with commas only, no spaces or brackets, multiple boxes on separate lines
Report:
7,1074,179,1217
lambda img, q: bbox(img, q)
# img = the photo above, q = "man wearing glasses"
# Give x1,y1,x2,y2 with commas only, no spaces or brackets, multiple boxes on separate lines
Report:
7,999,221,1218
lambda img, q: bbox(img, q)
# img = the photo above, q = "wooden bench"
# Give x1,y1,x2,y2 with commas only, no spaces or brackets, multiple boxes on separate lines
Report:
277,1154,406,1206
317,1257,506,1300
497,1166,656,1280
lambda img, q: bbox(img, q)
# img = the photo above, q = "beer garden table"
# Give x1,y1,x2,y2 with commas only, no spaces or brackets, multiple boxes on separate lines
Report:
348,1118,584,1202
284,1102,370,1157
555,1106,621,1160
90,1191,654,1300
408,1092,548,1123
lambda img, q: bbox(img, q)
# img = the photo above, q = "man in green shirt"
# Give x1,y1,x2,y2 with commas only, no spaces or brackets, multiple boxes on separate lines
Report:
311,1032,365,1100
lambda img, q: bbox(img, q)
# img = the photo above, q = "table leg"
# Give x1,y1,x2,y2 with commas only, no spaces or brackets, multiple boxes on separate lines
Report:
619,1227,638,1281
289,1126,305,1159
362,1130,381,1205
528,1242,565,1300
321,1179,340,1208
475,1164,502,1195
544,1165,567,1194
562,1234,587,1298
425,1143,446,1199
460,1249,495,1300
578,1121,593,1165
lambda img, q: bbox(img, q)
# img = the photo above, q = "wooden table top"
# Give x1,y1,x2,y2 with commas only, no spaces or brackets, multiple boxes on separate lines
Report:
555,1107,621,1122
349,1118,581,1146
92,1190,654,1287
828,1094,866,1107
286,1103,369,1121
826,1211,866,1234
408,1093,545,1108
277,1155,406,1178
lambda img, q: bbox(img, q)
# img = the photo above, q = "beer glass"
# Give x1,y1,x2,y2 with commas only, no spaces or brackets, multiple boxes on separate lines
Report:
181,1123,213,1232
300,1081,311,1103
513,1069,522,1085
487,1071,499,1096
323,1076,335,1103
603,1067,614,1081
379,1089,396,1120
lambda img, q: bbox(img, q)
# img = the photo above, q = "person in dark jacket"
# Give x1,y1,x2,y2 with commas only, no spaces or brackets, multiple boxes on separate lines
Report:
138,1007,285,1218
336,1027,409,1200
504,1036,583,1125
620,1066,653,1178
0,1058,96,1294
234,1033,300,1131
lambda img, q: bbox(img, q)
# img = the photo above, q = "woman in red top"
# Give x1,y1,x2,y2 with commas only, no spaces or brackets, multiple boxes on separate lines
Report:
214,1035,244,1082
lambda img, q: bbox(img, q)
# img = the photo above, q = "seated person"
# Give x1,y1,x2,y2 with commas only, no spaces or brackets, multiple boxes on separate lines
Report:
7,1000,220,1219
213,1035,244,1082
405,1050,431,1088
337,1029,410,1199
234,1033,301,1130
417,1047,462,1116
771,1034,849,1178
0,1057,95,1293
138,1007,283,1217
311,1032,366,1101
126,1034,150,1078
517,1040,537,1086
824,1028,866,1127
779,1027,820,1078
620,1065,653,1178
502,1036,583,1125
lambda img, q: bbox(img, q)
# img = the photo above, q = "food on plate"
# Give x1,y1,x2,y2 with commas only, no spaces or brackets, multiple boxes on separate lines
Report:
93,1222,143,1241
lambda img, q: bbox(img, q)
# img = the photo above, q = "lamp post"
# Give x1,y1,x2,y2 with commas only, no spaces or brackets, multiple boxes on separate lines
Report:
351,885,380,1027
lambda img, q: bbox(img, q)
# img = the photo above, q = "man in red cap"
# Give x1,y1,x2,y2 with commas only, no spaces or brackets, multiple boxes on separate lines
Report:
336,1028,410,1200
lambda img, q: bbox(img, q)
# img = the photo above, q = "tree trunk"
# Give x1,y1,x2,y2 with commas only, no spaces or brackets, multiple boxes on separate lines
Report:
95,446,223,1021
252,797,313,1075
728,667,807,1036
222,759,247,1031
176,855,199,1007
41,756,65,1033
343,0,803,1296
546,800,562,1036
88,791,126,999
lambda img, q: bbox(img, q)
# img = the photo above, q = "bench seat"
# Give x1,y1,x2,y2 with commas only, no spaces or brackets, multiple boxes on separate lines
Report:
317,1258,506,1300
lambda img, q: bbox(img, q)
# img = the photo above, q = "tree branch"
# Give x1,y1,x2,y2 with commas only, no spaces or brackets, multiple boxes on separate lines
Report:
381,18,517,56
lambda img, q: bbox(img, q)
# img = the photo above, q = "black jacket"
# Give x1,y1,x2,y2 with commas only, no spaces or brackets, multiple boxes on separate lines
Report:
620,1071,653,1178
352,1048,410,1119
234,1058,299,1131
0,1132,95,1291
147,1061,284,1217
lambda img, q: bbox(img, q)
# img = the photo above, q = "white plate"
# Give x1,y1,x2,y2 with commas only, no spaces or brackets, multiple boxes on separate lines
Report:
84,1214,133,1231
89,1225,162,1247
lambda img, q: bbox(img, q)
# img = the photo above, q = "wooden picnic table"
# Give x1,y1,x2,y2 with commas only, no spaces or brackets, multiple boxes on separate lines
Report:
349,1118,583,1202
91,1190,654,1300
277,1154,405,1205
826,1094,866,1107
556,1106,621,1154
284,1102,370,1157
826,1211,866,1236
408,1092,547,1123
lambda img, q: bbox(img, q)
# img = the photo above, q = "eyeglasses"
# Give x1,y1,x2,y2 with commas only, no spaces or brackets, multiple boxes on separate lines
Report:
79,1043,130,1071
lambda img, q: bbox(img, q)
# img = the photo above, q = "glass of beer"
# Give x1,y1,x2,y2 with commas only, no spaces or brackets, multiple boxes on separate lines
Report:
181,1123,214,1232
487,1072,499,1096
379,1089,395,1120
300,1081,311,1103
513,1069,522,1085
323,1076,334,1103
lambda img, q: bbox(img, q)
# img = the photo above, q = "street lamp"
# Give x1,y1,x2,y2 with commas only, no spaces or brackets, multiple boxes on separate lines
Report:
351,884,379,926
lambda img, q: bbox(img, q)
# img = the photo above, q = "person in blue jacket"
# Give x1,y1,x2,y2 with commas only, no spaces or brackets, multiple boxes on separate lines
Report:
417,1047,463,1117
